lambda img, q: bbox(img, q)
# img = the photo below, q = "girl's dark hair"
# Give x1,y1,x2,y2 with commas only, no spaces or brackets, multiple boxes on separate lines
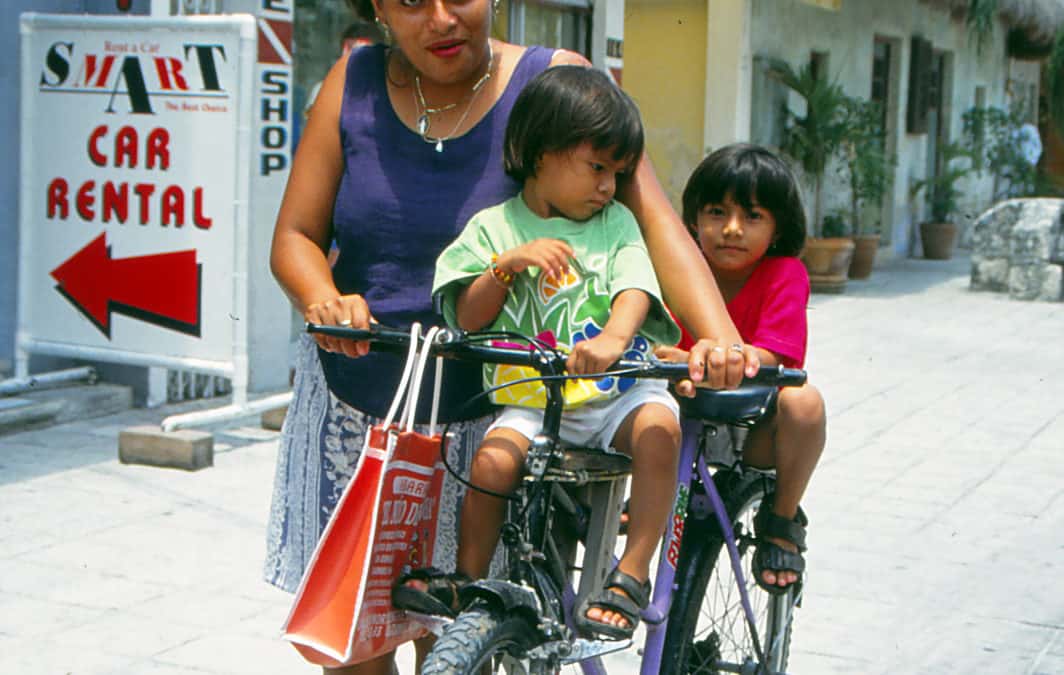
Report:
681,143,806,257
345,0,375,22
504,66,644,182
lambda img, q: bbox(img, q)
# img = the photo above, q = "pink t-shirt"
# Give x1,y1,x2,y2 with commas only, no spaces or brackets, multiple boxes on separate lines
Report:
677,256,810,368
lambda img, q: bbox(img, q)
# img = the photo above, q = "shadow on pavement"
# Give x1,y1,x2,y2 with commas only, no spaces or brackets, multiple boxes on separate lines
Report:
815,252,973,300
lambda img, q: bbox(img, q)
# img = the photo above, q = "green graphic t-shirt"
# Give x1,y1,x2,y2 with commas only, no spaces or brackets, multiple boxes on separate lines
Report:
433,195,679,409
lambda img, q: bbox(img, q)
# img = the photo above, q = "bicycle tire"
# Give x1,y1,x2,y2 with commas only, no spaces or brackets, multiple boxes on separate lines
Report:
661,470,797,675
420,605,543,675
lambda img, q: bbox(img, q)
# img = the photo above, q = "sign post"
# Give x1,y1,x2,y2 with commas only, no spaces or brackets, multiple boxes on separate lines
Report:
18,13,290,431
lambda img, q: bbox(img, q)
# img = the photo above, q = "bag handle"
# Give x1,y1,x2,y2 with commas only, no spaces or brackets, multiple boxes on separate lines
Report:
400,326,442,433
430,349,443,437
381,322,421,430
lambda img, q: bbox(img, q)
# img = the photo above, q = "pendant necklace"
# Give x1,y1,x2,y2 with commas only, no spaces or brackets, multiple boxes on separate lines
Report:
414,41,495,153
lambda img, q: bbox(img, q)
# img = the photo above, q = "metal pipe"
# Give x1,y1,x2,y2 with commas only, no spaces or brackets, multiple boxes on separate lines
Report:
0,367,96,396
160,391,293,432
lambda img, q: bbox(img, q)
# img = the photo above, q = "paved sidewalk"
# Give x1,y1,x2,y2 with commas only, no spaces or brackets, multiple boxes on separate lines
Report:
1,254,1062,674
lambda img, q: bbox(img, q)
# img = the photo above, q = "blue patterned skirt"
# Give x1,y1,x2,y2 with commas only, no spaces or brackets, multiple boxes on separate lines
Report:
264,336,496,593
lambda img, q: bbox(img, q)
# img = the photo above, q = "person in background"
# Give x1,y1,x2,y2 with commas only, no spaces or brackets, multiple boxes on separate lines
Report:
303,20,385,122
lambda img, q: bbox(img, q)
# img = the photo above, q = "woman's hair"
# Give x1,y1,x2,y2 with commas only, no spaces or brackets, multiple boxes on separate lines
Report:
504,66,644,182
681,143,806,257
345,0,376,22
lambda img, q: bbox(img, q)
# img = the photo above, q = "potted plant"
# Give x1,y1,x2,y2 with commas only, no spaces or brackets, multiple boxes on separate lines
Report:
770,60,854,292
912,141,974,259
837,97,894,278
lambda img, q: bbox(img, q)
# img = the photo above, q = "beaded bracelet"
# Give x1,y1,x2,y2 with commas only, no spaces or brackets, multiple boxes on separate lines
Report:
490,254,514,287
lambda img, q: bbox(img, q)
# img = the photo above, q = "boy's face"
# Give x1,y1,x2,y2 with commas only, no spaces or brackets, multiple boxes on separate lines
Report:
694,193,777,278
523,142,632,221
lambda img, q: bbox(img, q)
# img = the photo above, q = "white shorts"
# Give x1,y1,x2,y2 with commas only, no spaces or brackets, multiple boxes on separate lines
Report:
486,380,680,450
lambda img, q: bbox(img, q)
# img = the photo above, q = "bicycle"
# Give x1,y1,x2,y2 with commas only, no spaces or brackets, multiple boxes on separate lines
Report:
307,322,806,675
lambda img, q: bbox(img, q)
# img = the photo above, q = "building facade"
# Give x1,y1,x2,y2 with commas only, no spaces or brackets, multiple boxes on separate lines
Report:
625,0,1057,258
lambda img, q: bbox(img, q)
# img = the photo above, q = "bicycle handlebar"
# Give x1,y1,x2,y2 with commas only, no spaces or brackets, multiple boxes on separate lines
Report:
305,323,806,388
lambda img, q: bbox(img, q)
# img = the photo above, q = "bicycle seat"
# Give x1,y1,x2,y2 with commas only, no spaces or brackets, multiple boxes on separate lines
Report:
537,447,632,484
678,385,778,426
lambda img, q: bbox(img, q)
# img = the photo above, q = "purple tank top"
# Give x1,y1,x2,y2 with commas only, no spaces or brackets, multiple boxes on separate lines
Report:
319,44,554,422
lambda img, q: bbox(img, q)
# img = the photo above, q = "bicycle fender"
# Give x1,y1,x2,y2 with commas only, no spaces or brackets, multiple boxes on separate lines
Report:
458,579,541,617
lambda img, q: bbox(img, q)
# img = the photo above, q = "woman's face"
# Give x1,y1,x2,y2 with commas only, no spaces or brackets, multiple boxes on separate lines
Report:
374,0,493,86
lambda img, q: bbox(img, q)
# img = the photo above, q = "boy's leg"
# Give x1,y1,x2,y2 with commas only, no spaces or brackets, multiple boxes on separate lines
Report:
585,401,681,629
743,383,826,588
456,427,531,579
396,426,530,604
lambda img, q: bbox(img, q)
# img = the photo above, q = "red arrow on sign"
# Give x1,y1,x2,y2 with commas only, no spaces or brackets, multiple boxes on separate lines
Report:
50,233,202,339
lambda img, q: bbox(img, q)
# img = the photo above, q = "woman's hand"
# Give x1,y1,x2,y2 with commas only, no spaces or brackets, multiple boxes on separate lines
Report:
687,338,760,389
305,294,375,358
497,239,574,282
654,341,760,394
567,332,628,376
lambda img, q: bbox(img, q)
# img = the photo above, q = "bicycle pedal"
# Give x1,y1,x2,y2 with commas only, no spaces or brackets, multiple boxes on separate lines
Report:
403,610,453,637
558,638,632,664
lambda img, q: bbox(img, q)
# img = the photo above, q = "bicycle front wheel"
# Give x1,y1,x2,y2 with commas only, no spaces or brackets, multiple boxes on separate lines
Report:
420,605,544,675
662,470,798,675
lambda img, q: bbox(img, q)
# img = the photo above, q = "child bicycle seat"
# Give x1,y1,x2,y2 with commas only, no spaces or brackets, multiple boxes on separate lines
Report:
676,385,778,427
531,447,633,485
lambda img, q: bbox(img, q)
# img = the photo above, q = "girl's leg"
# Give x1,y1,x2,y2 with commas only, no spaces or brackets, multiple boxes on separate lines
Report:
586,402,681,629
456,427,531,579
743,383,826,588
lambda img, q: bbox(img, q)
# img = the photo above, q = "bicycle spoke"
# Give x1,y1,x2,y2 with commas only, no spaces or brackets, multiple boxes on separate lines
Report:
669,480,796,674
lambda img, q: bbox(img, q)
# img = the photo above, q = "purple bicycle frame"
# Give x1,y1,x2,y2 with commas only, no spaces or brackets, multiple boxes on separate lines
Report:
569,418,761,675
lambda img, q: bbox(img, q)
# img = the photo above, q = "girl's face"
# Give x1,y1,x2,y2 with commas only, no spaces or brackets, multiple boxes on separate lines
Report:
694,193,777,280
374,0,492,87
523,142,632,221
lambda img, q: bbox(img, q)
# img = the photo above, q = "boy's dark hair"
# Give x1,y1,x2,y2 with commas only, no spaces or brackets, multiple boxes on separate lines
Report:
682,143,806,257
504,66,644,182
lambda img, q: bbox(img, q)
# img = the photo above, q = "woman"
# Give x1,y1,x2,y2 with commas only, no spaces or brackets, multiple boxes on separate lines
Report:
265,0,757,672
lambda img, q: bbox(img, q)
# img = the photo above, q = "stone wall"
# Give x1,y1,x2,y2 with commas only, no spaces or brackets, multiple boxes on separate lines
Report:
970,198,1064,301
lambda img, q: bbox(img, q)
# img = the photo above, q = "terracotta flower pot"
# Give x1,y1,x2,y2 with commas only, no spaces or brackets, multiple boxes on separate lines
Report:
848,234,880,279
919,222,958,260
800,237,856,293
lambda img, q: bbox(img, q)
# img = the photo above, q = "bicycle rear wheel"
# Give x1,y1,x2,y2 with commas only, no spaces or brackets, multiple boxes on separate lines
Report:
420,605,544,675
662,470,798,675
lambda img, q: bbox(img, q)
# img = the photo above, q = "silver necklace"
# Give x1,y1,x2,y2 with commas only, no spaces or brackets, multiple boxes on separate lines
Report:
413,41,495,152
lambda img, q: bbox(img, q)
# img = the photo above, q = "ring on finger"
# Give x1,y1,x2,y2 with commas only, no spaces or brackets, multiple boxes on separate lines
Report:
729,343,743,353
339,318,353,326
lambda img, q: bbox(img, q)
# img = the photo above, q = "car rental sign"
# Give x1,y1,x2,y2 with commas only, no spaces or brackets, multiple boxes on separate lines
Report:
18,14,256,375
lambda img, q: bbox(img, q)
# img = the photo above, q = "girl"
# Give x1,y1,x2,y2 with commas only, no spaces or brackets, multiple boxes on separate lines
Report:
675,143,827,594
397,66,682,640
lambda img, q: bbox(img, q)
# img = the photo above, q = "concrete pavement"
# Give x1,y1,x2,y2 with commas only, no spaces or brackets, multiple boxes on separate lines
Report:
1,253,1062,674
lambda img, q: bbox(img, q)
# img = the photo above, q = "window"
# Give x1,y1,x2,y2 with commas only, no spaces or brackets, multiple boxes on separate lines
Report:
809,50,829,82
871,40,892,133
508,0,591,58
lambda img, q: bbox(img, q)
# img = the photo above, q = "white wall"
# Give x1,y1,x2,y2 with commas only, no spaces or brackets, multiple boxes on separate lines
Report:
705,0,753,152
746,0,1015,256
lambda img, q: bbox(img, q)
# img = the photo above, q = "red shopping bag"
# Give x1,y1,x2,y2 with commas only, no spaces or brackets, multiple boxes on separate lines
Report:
283,325,447,666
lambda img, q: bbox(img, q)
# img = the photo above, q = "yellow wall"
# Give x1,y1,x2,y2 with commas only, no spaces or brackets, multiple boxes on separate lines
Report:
625,0,707,208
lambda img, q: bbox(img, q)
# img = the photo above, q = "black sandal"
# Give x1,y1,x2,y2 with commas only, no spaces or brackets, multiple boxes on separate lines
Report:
574,568,651,641
391,567,471,618
752,499,808,596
